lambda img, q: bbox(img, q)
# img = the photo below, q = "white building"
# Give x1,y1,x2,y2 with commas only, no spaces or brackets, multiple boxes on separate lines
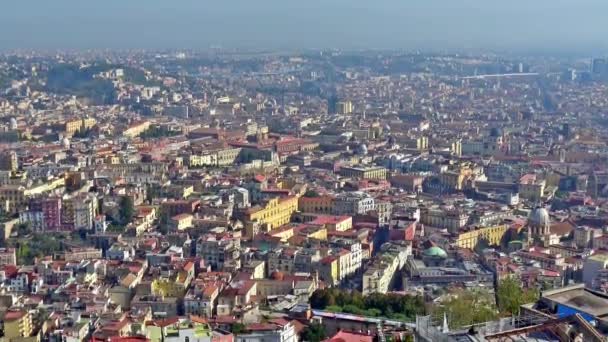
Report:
333,191,375,216
19,211,45,231
235,321,296,342
583,254,608,288
362,242,412,295
74,194,98,230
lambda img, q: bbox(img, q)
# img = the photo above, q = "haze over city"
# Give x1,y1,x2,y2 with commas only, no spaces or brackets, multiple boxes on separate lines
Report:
2,0,608,52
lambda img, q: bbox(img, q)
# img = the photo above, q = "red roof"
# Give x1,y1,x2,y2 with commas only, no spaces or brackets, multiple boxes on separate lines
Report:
190,315,208,324
311,215,351,226
320,256,337,264
247,323,280,331
324,331,374,342
108,337,149,342
152,317,179,327
519,174,536,184
3,265,17,278
212,315,237,324
269,318,290,326
4,310,26,321
184,261,195,272
254,175,266,183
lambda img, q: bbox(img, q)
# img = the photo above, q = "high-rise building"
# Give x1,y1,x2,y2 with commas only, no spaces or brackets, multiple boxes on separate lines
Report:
327,94,338,114
592,58,607,74
74,194,98,230
337,100,353,115
30,197,62,231
0,151,18,172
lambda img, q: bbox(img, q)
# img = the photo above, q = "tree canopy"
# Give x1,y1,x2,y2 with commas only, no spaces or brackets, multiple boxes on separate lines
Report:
310,288,425,322
230,323,247,334
15,233,65,265
432,288,498,330
497,277,539,315
301,322,326,342
139,125,180,140
304,189,320,198
119,196,135,225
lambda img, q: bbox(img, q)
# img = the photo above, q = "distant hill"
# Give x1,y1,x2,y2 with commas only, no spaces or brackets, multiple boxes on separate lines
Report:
42,63,157,105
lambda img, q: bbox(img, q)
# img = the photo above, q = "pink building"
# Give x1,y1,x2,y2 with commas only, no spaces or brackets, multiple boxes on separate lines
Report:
30,197,62,231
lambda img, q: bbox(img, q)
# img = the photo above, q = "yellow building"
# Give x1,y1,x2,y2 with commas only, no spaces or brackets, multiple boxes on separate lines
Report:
319,256,339,286
188,147,241,168
83,118,97,130
337,250,351,281
64,118,97,136
123,121,151,138
298,195,335,214
166,185,194,199
519,174,546,202
330,216,353,231
337,101,353,114
216,147,242,166
455,225,510,250
416,136,429,150
105,155,121,164
244,196,299,238
3,310,33,340
152,278,185,298
188,147,241,167
171,213,194,230
451,140,462,156
269,226,295,242
243,260,266,279
300,226,328,241
439,168,471,191
339,166,388,180
188,154,216,168
309,215,353,231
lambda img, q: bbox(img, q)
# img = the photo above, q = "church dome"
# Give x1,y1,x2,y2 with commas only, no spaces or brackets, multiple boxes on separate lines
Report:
528,207,550,228
423,246,447,258
356,143,368,155
62,137,71,148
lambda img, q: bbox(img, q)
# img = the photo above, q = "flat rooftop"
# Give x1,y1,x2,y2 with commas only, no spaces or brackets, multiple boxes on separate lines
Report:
544,287,608,317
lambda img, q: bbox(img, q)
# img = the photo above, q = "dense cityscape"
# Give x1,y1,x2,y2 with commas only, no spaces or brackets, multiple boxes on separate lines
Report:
0,49,608,342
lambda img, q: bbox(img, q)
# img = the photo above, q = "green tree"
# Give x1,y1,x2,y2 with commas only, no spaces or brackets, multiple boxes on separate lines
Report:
310,289,336,309
497,277,539,315
433,289,498,329
230,323,247,334
474,237,491,254
16,223,32,236
140,125,179,140
309,289,424,321
145,183,161,204
304,189,320,198
301,322,326,342
119,196,135,225
17,243,32,264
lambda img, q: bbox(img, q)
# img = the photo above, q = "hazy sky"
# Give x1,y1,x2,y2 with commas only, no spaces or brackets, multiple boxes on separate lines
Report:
1,0,608,53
